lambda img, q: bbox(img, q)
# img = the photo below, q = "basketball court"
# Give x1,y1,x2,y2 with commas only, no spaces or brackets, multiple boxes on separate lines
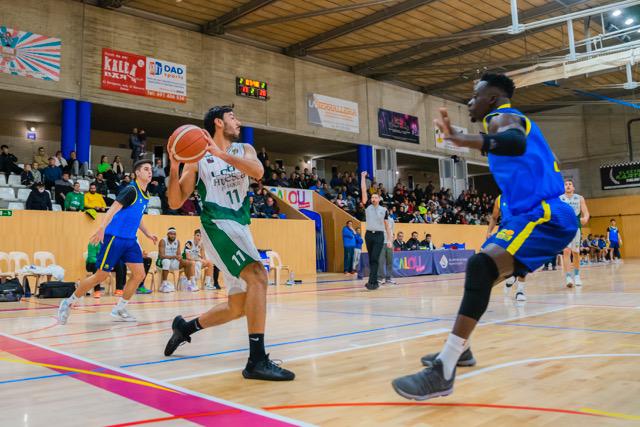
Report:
2,261,638,426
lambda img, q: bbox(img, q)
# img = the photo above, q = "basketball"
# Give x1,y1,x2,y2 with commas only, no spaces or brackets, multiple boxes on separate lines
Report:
168,125,209,163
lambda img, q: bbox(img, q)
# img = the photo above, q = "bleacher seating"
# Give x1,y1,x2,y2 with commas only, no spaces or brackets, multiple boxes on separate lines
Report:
52,204,62,211
16,188,31,202
0,187,16,201
0,175,7,187
148,196,162,209
7,175,24,188
7,202,25,210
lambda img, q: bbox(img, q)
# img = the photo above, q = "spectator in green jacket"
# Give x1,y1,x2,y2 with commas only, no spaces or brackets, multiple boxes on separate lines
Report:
64,182,85,211
86,242,103,298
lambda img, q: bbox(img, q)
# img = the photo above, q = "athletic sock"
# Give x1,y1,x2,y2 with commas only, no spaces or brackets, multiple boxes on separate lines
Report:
516,282,526,293
436,333,465,380
205,276,212,285
183,317,202,336
115,298,128,310
565,272,572,280
68,293,80,303
573,268,580,278
248,333,266,363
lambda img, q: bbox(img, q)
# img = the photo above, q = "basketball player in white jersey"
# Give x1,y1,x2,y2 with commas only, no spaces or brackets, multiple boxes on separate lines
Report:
164,105,294,381
183,229,218,290
559,179,590,287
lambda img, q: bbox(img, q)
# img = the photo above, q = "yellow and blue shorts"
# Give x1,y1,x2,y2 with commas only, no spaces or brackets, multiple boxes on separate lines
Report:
483,197,577,272
95,234,144,272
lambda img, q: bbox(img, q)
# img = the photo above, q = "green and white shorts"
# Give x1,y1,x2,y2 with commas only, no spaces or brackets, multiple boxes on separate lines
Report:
200,219,262,295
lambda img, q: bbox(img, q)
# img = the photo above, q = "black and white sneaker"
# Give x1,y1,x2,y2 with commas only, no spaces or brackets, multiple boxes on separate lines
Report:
164,315,191,356
392,359,455,401
421,347,476,367
242,354,295,381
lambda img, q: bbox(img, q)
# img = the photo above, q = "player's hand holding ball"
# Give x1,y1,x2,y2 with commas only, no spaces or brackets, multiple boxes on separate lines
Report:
167,125,209,164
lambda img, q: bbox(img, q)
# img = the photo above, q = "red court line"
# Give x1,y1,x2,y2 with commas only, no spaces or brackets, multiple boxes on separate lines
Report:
14,317,59,336
0,334,302,427
263,402,608,418
105,410,242,427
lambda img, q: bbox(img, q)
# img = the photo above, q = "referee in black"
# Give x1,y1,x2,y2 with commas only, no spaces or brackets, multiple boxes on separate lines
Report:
360,171,393,290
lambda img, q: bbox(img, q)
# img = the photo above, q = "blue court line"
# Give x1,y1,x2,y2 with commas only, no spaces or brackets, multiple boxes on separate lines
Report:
496,322,640,335
0,318,442,385
279,306,449,321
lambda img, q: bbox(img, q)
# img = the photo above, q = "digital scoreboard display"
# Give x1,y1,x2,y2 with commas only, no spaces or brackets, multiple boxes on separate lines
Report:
236,77,268,100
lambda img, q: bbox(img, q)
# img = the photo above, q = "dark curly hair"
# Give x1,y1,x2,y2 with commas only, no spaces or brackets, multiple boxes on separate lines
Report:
480,73,516,98
203,105,234,136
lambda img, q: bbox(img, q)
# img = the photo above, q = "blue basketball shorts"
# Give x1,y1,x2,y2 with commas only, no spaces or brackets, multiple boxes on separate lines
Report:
95,234,143,272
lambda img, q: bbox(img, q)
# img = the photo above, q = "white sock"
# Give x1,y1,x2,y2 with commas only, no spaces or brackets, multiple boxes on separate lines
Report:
516,282,525,293
68,293,80,303
436,333,466,380
189,277,196,284
205,276,212,285
115,297,128,310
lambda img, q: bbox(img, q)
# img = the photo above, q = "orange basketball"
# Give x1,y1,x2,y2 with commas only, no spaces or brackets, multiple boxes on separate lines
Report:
168,125,209,163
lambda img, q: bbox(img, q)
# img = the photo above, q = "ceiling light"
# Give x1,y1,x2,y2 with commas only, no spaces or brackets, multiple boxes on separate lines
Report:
625,18,634,25
613,9,622,17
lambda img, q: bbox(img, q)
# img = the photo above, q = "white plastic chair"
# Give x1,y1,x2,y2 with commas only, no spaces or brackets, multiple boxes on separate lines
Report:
0,187,16,201
147,208,161,215
266,251,291,285
0,175,7,187
32,251,57,294
8,202,25,210
107,193,116,200
8,251,30,286
52,204,62,212
77,179,90,192
0,252,14,279
148,196,162,209
7,174,24,188
17,188,31,201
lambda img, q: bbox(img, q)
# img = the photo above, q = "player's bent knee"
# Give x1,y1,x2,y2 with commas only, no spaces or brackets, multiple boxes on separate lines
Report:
459,253,499,321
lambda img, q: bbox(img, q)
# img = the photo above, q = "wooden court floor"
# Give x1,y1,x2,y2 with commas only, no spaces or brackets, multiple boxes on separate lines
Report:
1,260,639,426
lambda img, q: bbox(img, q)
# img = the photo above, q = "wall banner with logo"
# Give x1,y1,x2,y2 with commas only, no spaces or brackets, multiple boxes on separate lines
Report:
268,187,314,210
378,108,420,144
0,26,61,81
600,161,640,190
307,93,359,133
101,48,187,103
435,125,469,153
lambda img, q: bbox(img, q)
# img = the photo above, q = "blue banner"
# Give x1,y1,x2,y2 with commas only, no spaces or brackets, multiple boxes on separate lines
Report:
358,249,474,278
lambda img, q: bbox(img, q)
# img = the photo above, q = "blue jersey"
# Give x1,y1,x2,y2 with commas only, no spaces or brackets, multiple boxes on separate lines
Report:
483,104,564,215
608,226,619,242
105,181,149,239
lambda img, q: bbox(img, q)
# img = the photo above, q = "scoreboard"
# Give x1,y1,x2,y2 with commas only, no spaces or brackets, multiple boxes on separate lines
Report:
236,77,268,100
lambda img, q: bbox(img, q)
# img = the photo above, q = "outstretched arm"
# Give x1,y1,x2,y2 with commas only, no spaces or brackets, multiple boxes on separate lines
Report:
434,108,526,155
360,171,368,205
167,152,198,210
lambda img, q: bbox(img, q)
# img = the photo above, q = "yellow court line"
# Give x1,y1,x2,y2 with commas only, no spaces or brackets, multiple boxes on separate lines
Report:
581,407,640,421
0,357,178,393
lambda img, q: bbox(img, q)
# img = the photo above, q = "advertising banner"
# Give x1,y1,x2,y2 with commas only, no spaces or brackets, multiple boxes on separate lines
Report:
358,249,474,278
600,161,640,190
268,187,314,210
101,48,187,103
0,26,61,81
378,108,419,144
435,125,470,153
307,93,359,133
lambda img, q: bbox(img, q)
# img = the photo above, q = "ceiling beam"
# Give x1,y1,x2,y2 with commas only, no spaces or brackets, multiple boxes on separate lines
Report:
351,0,589,74
227,0,400,31
204,0,277,35
284,0,436,57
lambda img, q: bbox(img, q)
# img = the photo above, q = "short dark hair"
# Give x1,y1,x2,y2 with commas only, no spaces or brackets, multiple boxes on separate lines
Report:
610,218,616,222
134,159,152,171
194,229,201,235
1,145,7,149
203,105,234,136
564,178,573,183
480,73,516,98
426,233,431,238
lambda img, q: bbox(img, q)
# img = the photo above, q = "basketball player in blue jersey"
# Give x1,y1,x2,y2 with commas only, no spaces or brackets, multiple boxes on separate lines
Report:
392,73,577,400
58,160,158,324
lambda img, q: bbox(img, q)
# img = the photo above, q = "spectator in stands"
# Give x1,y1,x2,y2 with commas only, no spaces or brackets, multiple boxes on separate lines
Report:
33,146,48,167
0,144,22,176
335,193,347,209
259,196,280,218
84,183,107,212
354,203,366,221
410,211,426,223
129,127,141,164
257,147,268,167
278,171,290,187
353,227,363,272
42,157,62,190
31,162,42,185
25,182,52,211
249,195,261,218
138,129,147,155
92,173,109,196
264,159,274,179
21,164,35,187
54,151,68,169
180,194,198,216
66,150,80,176
152,158,166,185
405,232,421,251
54,172,73,205
64,182,85,211
112,155,125,179
253,188,267,213
267,171,279,186
342,220,356,274
117,175,132,195
97,155,118,192
393,231,406,251
420,233,436,250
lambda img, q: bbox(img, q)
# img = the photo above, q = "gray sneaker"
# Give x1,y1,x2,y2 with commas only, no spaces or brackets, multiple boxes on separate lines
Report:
385,279,397,285
421,347,476,367
392,359,455,401
110,306,137,322
57,298,72,325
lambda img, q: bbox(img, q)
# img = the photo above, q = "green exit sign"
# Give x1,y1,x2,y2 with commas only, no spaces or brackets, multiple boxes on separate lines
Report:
0,210,12,217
